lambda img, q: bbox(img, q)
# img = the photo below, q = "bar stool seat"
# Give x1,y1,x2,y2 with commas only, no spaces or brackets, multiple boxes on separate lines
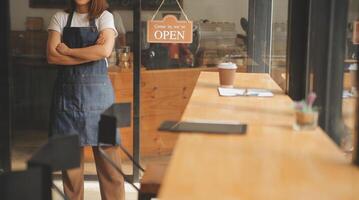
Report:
139,163,167,200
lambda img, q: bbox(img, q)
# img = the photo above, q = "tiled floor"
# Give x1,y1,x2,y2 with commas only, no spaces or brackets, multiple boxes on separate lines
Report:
52,181,139,200
11,130,169,200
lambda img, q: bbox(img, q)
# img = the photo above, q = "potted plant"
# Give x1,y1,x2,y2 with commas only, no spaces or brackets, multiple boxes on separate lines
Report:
293,92,319,130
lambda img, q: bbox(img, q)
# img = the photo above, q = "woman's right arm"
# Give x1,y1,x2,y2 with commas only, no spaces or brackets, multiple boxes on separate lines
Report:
47,30,90,66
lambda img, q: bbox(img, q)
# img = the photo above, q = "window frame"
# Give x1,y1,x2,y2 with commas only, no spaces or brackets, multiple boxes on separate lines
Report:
286,0,354,145
0,0,11,173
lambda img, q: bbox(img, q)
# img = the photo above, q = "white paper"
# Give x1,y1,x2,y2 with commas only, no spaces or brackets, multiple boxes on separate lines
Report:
343,90,354,98
246,89,274,97
218,87,274,97
218,87,246,97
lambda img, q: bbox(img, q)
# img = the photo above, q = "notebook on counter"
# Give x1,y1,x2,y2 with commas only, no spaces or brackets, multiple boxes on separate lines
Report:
158,120,247,135
218,87,274,97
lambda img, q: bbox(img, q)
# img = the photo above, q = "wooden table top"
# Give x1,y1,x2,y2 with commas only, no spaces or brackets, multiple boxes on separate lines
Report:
159,72,359,200
181,72,293,127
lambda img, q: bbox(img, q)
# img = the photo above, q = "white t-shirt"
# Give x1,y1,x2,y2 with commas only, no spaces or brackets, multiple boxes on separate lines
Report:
48,10,118,37
48,11,118,67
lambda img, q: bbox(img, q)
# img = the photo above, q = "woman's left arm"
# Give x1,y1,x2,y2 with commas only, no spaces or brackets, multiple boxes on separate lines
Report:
56,28,115,61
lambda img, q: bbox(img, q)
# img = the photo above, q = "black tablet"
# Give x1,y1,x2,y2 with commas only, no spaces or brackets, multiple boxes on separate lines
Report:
159,121,247,135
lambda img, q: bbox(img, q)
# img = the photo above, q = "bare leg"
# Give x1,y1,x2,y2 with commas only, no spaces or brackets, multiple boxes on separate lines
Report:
62,147,84,200
93,146,125,200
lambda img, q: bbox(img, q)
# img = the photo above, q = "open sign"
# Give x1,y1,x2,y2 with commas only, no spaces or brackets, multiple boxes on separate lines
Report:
147,15,193,44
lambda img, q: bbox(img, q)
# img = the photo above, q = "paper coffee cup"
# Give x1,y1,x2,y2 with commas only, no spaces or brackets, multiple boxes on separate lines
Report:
218,62,237,88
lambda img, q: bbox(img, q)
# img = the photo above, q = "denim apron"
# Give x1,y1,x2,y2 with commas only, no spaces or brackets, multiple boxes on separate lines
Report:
49,12,118,146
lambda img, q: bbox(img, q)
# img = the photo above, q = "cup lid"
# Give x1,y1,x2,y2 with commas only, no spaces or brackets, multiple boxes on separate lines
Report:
218,62,238,69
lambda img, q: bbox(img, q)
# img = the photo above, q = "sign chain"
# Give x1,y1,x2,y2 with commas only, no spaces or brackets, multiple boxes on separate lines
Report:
151,0,190,22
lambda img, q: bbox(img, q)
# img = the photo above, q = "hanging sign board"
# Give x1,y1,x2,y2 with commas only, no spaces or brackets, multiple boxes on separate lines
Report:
353,21,359,45
147,0,192,44
147,15,193,44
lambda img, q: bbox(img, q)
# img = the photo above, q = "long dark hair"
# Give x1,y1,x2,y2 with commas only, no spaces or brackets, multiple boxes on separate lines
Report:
66,0,109,20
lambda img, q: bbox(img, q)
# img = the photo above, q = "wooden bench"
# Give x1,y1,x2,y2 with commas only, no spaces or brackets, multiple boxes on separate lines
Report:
138,163,167,200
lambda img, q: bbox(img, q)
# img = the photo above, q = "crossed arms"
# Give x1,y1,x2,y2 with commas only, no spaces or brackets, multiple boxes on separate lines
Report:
47,29,115,66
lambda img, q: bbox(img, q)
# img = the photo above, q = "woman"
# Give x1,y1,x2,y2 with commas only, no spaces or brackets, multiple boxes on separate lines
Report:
47,0,124,199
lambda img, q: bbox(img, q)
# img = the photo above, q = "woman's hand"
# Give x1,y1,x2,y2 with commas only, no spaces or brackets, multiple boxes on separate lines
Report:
56,43,72,56
47,31,90,65
64,29,116,60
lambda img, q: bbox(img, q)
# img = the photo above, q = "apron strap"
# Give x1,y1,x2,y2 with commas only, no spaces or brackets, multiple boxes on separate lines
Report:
65,11,97,31
66,12,74,28
89,19,96,27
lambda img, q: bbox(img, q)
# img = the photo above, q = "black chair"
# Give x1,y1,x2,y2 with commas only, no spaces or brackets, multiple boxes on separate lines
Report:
27,135,81,200
0,135,80,200
98,103,167,200
28,135,80,171
0,167,52,200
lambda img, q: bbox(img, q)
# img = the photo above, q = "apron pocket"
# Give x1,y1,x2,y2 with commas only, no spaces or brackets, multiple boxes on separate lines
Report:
62,84,82,112
61,80,114,112
79,82,113,111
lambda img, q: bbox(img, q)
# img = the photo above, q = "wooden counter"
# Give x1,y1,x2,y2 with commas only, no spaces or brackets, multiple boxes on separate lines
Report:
85,67,218,161
343,98,356,133
159,72,359,200
180,73,292,127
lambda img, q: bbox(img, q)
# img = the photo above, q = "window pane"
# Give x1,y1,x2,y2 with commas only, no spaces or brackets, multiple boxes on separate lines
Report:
8,0,289,181
342,0,358,153
271,0,288,91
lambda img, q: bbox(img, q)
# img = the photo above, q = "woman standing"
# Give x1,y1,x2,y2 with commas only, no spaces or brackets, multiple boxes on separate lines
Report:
47,0,124,199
